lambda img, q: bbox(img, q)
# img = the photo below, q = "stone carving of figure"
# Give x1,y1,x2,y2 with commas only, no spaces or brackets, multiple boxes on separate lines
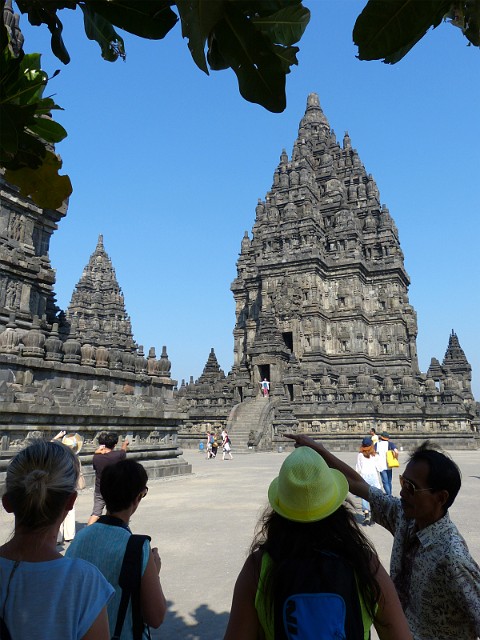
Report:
9,215,25,242
5,281,19,309
29,289,39,315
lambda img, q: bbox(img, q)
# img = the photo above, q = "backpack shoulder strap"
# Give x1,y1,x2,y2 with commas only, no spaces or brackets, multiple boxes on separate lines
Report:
112,534,151,640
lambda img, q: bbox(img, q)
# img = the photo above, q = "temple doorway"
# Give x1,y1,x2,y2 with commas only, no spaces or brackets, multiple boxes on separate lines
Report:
258,365,270,396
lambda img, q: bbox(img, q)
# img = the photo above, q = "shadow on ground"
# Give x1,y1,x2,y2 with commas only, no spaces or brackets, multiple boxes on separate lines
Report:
152,602,229,639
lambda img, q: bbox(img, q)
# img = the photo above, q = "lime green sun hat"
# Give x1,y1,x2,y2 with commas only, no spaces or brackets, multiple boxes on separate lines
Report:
268,446,349,523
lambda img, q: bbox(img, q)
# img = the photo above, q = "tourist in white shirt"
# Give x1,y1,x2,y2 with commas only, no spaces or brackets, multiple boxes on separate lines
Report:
356,436,381,525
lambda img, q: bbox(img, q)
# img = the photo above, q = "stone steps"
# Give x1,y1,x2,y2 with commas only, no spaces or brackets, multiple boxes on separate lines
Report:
227,396,271,450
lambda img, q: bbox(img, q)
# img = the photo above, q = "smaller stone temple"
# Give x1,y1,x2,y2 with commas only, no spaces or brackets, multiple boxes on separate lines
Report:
0,164,189,480
177,94,479,451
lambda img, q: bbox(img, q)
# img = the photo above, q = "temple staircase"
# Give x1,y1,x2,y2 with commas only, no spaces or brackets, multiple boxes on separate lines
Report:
226,396,276,451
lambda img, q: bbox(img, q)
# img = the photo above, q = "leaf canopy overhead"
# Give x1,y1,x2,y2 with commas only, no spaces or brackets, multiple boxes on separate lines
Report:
2,0,480,210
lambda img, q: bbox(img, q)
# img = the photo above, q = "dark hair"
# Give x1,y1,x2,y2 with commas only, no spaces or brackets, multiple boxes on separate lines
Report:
251,500,381,622
370,428,376,434
100,459,148,512
409,441,461,512
5,440,78,530
98,431,119,450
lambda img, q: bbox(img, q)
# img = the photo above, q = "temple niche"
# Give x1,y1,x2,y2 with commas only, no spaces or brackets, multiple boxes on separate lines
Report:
178,94,478,450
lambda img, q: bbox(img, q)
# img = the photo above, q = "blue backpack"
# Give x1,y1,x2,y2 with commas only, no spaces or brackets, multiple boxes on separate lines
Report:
274,552,366,640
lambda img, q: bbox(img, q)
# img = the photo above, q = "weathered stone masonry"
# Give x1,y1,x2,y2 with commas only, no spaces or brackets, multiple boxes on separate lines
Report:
177,94,478,450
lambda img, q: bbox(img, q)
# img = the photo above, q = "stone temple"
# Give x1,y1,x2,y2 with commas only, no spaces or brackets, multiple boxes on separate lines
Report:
0,174,188,480
0,30,478,462
176,94,478,450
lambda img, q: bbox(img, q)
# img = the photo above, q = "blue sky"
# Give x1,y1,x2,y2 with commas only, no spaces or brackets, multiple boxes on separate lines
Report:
21,1,480,397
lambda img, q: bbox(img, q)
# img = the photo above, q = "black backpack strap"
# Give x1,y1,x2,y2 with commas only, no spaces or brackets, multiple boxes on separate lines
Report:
112,534,151,640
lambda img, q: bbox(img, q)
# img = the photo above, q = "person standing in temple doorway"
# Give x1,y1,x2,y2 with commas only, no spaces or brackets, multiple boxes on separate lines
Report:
87,431,128,525
261,378,270,397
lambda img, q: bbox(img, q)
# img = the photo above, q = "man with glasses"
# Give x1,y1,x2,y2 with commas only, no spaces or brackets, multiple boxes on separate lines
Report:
286,434,480,640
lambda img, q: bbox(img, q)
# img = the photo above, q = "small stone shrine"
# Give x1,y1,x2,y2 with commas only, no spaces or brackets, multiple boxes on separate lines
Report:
0,128,189,484
0,0,190,480
178,94,478,451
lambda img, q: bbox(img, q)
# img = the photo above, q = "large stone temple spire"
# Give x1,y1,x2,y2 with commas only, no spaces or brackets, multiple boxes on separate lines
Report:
232,92,417,391
66,235,135,350
179,93,478,449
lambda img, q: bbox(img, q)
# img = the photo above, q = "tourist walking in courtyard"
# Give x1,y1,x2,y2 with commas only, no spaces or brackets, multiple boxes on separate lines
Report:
224,446,412,640
0,439,113,639
206,431,214,459
67,459,167,639
88,431,128,525
222,430,233,460
356,436,381,525
286,434,480,640
375,431,399,495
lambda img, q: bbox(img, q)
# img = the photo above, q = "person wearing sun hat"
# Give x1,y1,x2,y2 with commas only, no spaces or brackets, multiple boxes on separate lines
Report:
224,447,411,640
52,430,85,543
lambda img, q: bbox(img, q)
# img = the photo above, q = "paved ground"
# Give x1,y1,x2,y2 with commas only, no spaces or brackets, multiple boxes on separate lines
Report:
1,447,479,639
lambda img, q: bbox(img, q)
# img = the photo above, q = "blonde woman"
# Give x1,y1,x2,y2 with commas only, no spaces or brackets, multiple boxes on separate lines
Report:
0,439,113,638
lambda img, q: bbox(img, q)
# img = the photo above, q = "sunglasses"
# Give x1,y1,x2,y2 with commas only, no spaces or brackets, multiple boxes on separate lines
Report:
399,475,433,496
140,487,149,499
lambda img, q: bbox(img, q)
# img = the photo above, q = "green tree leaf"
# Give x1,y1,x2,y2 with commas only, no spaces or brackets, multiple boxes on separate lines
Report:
0,39,70,206
448,1,480,47
176,0,224,74
211,3,287,112
272,43,299,74
49,11,70,64
353,0,451,63
252,4,310,46
80,3,126,62
0,105,19,155
88,0,178,40
207,30,229,71
5,148,72,209
29,115,67,144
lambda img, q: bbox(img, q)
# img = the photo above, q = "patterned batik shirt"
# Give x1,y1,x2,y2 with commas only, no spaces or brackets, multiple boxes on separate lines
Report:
369,487,480,640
